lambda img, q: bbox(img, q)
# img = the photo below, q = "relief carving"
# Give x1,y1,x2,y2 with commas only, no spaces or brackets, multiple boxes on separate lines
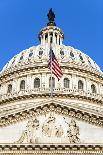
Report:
15,117,39,143
15,114,80,144
67,119,80,143
42,113,64,137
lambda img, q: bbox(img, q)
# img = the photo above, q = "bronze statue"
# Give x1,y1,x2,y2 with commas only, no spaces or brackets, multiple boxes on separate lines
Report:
47,8,56,26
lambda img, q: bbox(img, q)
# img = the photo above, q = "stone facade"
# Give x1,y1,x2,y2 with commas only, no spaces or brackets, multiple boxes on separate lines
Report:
0,10,103,155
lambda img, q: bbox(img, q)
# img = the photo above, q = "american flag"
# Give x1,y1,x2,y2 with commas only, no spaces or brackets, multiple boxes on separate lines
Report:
48,47,63,80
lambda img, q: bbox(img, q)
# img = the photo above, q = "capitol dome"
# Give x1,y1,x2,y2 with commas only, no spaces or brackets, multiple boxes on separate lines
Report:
0,9,103,155
1,27,102,74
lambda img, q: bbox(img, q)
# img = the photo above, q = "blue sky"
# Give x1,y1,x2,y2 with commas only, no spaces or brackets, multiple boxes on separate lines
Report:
0,0,103,71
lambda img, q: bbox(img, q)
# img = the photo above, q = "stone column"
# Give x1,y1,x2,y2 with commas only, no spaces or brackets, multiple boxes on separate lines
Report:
41,35,43,45
43,34,45,45
72,74,77,90
53,32,56,44
27,75,32,90
57,34,59,45
41,73,46,89
48,32,50,44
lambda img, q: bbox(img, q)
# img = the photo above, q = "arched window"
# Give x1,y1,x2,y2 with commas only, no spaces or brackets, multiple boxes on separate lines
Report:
64,78,69,88
49,77,55,88
34,78,40,88
70,51,74,57
20,80,25,90
7,84,12,93
91,84,96,93
78,80,83,90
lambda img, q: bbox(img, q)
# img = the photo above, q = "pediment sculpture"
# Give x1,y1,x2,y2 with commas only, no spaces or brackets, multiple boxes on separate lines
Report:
15,113,80,143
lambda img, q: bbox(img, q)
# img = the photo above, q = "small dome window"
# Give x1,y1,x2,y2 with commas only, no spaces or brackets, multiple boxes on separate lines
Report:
91,84,96,93
79,54,83,61
34,78,40,88
20,80,25,90
20,55,23,61
7,84,12,93
12,59,15,64
64,78,70,88
78,80,83,90
29,52,33,57
88,57,91,64
70,51,74,57
39,50,43,56
60,50,64,55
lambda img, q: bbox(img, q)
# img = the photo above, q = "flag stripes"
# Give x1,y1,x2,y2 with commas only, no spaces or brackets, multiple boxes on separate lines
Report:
48,47,63,80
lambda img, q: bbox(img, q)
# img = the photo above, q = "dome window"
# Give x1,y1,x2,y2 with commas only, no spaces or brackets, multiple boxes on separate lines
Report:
88,58,91,64
64,78,69,88
60,50,64,55
20,55,23,61
34,78,40,88
12,59,15,64
70,51,74,57
20,80,25,90
39,50,43,56
79,54,83,61
91,84,96,93
49,77,55,88
78,80,83,90
29,52,33,57
7,84,12,93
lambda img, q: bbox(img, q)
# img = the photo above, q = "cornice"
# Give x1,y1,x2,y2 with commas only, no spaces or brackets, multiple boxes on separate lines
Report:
0,89,103,106
0,144,103,154
0,101,103,128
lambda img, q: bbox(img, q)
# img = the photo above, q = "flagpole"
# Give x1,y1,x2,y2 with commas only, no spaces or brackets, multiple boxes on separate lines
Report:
50,43,53,98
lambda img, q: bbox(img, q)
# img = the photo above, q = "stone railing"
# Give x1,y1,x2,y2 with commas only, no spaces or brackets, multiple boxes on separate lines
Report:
0,88,103,103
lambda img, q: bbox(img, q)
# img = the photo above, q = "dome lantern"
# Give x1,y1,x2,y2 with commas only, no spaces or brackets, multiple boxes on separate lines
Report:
38,8,64,46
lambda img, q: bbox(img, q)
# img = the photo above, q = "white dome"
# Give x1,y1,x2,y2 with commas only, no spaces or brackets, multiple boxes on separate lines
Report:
0,25,102,75
1,44,101,74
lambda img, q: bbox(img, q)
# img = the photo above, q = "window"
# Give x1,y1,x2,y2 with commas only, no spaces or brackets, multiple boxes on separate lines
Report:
91,84,96,93
29,52,33,57
49,77,55,88
70,51,74,57
64,78,69,88
60,50,64,56
79,54,83,61
34,78,40,88
39,50,43,56
78,80,83,90
20,80,25,90
20,55,23,61
7,84,12,93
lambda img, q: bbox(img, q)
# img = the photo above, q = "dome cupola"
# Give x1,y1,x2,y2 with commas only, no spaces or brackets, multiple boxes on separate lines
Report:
38,8,64,46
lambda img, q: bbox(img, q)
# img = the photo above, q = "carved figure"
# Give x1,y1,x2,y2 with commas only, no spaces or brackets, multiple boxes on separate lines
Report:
67,119,80,143
55,125,64,137
42,113,64,137
42,113,56,137
15,117,39,143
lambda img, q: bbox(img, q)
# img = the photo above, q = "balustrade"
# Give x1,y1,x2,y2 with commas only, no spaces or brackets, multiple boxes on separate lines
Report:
0,88,102,102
